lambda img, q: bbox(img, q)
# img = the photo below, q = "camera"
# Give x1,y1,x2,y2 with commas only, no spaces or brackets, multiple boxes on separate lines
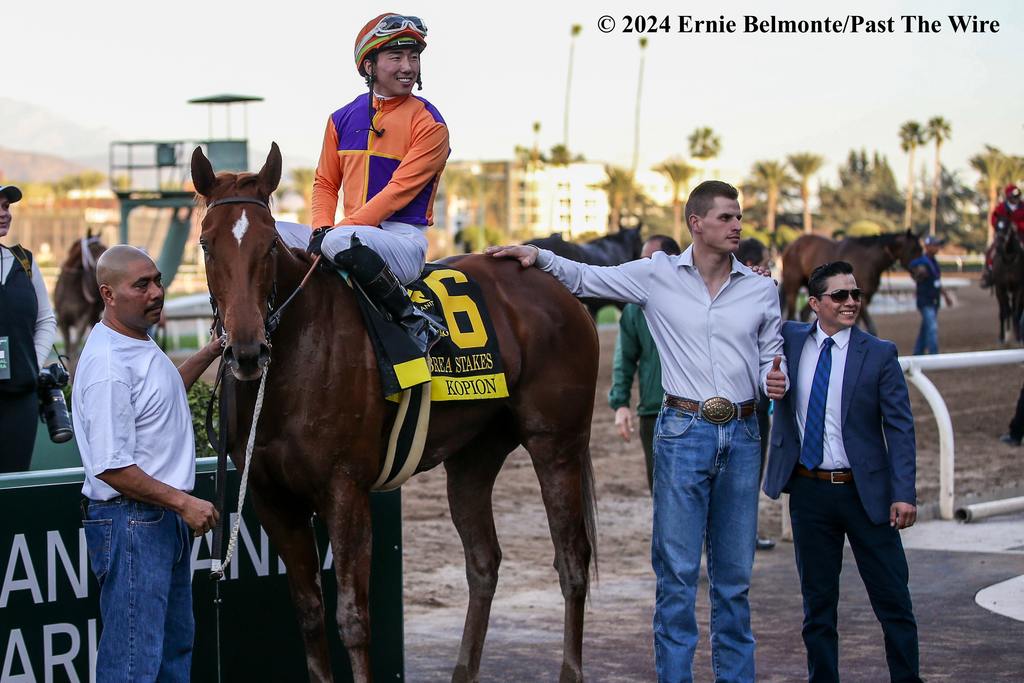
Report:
38,360,73,443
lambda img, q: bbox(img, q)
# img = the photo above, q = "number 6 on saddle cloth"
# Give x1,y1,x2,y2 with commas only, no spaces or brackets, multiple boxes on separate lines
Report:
326,255,509,489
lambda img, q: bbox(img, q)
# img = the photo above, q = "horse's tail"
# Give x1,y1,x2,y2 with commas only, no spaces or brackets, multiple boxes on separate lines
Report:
580,444,599,587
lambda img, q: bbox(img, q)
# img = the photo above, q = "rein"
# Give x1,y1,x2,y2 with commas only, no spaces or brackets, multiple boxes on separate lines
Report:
202,195,321,580
204,196,322,337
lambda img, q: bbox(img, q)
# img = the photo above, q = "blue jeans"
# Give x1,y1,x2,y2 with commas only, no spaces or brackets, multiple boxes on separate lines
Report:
913,305,938,355
651,406,762,683
83,498,195,682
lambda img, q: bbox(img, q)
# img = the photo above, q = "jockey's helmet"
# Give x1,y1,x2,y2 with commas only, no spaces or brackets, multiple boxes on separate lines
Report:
354,13,427,76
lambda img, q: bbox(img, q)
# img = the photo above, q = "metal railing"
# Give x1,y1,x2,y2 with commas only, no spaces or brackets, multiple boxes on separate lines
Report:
898,349,1024,520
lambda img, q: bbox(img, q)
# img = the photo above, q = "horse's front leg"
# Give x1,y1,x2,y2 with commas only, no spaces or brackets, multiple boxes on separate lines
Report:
250,489,334,682
859,303,879,336
322,475,374,683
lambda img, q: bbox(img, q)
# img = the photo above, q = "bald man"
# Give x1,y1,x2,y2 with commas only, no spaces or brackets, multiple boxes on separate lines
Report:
72,245,222,681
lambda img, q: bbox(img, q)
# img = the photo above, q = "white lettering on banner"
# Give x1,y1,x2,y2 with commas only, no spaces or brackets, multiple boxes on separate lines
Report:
1,534,43,607
1,628,35,682
47,530,89,601
322,544,333,571
190,530,214,573
43,623,80,683
0,620,98,683
231,514,269,580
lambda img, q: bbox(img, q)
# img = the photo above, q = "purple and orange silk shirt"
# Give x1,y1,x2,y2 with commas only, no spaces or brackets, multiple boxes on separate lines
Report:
311,93,449,229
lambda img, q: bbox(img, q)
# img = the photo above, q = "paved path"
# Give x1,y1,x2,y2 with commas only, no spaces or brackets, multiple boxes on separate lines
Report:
405,513,1024,682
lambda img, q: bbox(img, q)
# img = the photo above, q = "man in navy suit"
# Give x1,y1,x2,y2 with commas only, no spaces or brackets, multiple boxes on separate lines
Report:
763,261,922,683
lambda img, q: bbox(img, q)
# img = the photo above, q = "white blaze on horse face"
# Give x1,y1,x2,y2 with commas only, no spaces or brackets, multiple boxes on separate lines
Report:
232,210,249,247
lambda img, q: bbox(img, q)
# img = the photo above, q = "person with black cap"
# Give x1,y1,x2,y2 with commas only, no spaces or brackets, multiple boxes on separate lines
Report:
909,235,952,355
0,184,57,472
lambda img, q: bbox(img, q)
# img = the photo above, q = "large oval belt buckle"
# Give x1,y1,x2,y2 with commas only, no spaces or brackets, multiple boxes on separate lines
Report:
701,396,736,425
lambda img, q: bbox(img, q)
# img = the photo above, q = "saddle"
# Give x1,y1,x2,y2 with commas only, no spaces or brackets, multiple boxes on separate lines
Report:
336,263,509,490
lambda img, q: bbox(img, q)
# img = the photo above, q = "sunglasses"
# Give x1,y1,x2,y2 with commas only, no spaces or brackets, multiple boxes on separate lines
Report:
821,288,862,302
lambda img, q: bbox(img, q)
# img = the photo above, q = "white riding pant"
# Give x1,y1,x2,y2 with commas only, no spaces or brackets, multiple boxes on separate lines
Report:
320,221,428,285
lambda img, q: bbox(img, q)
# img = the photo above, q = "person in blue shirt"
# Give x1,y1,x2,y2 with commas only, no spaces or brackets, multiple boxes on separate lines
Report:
908,236,952,355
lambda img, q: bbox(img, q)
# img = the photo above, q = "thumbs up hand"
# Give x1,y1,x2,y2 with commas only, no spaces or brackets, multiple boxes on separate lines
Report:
766,355,787,400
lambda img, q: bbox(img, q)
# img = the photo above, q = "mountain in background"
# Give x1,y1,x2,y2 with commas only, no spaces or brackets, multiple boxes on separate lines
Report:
0,146,93,182
0,97,117,161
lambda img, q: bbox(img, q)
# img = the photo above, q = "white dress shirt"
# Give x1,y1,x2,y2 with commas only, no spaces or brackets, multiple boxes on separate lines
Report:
795,325,851,470
536,246,786,403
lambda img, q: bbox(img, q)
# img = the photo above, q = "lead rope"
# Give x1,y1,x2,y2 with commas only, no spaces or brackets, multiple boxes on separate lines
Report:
210,366,269,578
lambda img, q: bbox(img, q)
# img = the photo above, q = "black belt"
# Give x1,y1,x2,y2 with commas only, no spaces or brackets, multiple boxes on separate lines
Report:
664,395,756,424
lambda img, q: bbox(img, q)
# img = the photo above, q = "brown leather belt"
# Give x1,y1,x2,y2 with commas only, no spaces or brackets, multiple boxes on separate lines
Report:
664,395,756,425
795,464,853,484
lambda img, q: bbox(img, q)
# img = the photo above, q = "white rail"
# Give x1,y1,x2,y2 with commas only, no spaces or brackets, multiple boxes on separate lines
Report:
899,349,1024,519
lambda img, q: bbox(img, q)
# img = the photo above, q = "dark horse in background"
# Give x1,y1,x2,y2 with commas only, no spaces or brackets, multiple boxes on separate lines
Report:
192,144,599,683
991,218,1024,343
54,231,106,358
780,230,923,336
526,226,643,318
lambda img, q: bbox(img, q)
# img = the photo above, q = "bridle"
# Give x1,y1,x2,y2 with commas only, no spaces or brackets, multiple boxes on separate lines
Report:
202,195,320,339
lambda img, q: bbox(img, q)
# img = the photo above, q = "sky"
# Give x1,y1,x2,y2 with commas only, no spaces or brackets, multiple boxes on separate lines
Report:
5,0,1023,187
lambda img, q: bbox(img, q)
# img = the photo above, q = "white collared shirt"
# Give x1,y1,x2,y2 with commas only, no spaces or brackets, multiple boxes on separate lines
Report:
795,325,851,470
535,245,786,403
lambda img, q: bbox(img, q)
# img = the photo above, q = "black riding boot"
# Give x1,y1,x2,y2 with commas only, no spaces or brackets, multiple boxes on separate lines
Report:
334,238,442,353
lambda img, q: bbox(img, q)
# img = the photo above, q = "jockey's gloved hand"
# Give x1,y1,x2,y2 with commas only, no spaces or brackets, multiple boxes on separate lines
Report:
307,227,333,257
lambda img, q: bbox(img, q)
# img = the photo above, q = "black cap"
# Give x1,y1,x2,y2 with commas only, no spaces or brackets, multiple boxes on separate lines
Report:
0,186,23,203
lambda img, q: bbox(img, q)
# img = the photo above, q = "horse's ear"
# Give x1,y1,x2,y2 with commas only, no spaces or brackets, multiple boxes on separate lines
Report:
86,227,93,239
258,142,282,196
191,146,216,197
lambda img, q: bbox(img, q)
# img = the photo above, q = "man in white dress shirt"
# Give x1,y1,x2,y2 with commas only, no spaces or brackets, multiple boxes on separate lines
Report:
489,180,788,683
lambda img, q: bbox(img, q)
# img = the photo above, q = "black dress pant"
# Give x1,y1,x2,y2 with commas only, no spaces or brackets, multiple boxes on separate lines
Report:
1008,379,1024,440
789,475,922,683
0,390,37,473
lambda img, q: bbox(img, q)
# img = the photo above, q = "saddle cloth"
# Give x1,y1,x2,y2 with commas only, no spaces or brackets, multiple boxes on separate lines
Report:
344,262,509,491
352,263,509,402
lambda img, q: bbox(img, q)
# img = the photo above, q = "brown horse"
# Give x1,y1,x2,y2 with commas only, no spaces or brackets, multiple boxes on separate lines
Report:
54,231,106,358
191,144,599,683
991,223,1024,343
780,230,923,335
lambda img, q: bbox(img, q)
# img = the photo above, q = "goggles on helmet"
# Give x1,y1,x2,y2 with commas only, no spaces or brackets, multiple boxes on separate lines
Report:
355,15,427,57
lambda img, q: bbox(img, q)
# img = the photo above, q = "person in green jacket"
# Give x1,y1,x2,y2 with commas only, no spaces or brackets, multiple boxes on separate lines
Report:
609,235,681,492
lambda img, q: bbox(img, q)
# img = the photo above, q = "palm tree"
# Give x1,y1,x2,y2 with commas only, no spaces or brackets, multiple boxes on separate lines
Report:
688,127,722,180
899,121,925,230
549,144,572,166
926,116,952,236
598,166,635,230
786,153,824,233
563,24,582,150
531,121,542,170
750,160,795,237
655,159,698,244
970,145,1015,243
630,37,648,214
291,168,315,224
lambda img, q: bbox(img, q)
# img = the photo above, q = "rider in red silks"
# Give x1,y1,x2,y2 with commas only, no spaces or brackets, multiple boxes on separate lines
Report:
981,184,1024,288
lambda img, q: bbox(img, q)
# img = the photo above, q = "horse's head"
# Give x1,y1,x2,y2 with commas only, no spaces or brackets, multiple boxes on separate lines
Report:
893,229,924,269
192,143,282,380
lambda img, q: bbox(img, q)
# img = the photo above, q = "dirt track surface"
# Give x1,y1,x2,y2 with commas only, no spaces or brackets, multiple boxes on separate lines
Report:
401,277,1024,681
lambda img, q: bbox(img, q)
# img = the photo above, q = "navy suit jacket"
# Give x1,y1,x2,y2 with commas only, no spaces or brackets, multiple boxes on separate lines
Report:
763,322,917,525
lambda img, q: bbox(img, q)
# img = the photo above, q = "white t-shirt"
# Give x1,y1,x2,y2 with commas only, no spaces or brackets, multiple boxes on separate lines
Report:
72,322,196,500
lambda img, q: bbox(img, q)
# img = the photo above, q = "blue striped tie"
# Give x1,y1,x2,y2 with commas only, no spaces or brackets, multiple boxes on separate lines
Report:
800,337,835,470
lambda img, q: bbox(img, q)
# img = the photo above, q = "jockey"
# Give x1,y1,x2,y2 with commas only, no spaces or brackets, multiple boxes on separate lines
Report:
307,13,448,351
982,184,1024,287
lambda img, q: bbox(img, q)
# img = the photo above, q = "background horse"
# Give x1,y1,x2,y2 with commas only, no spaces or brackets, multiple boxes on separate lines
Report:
192,144,599,683
991,221,1024,343
780,230,923,335
54,231,106,358
526,226,643,318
